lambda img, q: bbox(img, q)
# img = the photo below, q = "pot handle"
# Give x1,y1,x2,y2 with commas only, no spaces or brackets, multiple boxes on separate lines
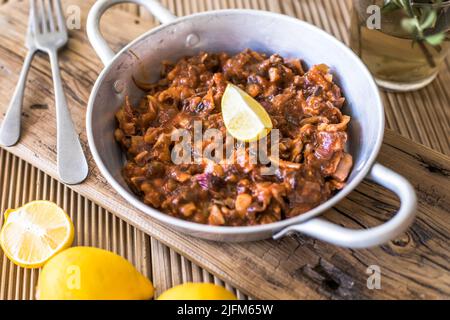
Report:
273,163,417,248
87,0,176,65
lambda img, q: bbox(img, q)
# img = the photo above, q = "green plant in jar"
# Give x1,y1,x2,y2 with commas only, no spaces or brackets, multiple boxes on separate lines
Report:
350,0,450,91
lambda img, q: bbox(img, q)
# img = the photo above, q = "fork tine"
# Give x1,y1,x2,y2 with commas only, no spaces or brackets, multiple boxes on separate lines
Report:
30,0,39,34
45,0,55,32
52,0,66,33
37,0,47,33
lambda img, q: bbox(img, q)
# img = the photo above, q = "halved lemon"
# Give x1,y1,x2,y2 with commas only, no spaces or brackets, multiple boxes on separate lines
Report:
221,84,272,142
0,200,74,268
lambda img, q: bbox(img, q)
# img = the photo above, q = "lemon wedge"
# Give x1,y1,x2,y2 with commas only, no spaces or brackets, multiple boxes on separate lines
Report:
0,200,74,268
221,84,272,142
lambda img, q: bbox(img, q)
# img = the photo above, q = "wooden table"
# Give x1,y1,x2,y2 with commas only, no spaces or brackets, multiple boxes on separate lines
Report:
0,0,449,299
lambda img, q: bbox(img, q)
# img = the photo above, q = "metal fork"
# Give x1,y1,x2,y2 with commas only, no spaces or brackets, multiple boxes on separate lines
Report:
31,0,88,184
0,11,38,147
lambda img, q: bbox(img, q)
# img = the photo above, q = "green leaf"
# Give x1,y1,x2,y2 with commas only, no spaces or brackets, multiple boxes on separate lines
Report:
400,0,414,16
401,17,419,33
390,0,403,7
382,1,401,13
420,10,437,29
425,32,446,46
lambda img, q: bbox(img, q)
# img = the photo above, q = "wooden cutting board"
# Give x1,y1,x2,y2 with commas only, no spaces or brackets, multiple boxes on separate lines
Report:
0,0,449,299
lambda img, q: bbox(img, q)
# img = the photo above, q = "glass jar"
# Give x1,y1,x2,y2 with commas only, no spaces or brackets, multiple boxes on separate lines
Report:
350,0,450,91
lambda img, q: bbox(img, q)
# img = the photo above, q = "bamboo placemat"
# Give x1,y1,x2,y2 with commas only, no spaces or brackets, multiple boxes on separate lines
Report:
0,148,250,299
0,0,449,300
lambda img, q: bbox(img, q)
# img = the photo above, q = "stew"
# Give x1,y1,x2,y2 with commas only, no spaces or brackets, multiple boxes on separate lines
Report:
114,49,353,226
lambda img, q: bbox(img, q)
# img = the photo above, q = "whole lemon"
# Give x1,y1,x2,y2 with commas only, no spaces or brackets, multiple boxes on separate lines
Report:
158,282,237,300
37,247,154,300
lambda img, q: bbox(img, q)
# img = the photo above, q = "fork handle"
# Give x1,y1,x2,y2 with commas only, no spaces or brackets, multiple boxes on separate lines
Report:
48,49,89,184
0,49,36,147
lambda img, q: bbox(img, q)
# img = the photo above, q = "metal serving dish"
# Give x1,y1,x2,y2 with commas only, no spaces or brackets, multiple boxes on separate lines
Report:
86,0,417,247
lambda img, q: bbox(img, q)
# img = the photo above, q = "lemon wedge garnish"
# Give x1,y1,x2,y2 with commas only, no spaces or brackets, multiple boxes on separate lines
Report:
0,200,74,268
221,84,272,142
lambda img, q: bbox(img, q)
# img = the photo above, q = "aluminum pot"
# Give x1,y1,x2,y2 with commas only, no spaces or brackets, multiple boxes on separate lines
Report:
86,0,417,247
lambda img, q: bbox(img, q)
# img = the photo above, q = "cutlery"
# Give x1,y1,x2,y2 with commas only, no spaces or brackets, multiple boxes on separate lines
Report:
31,0,88,184
0,11,38,147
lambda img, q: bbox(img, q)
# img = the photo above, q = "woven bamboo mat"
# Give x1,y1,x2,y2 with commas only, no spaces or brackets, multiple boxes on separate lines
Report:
0,0,449,300
0,148,250,299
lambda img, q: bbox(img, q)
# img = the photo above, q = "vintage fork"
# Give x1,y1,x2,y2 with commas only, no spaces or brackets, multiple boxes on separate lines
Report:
31,0,88,184
0,11,38,147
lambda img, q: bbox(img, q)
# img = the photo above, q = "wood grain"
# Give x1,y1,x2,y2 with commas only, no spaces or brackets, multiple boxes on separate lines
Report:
0,0,449,299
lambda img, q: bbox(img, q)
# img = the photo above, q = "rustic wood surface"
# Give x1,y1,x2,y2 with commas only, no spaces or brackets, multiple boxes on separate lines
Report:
0,0,449,299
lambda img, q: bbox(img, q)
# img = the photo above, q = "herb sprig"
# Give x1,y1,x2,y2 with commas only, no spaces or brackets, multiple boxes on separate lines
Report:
382,0,450,66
